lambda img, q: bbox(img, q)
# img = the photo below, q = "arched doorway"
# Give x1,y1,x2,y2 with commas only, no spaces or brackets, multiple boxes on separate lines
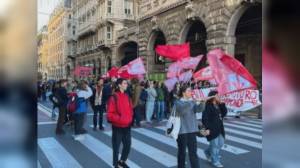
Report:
234,4,262,83
118,41,138,66
181,20,207,70
147,30,167,80
152,31,166,65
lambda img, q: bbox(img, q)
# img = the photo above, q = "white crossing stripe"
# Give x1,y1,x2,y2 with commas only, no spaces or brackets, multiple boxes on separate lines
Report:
104,131,177,167
79,134,141,168
155,127,249,155
38,103,94,116
37,161,42,168
38,105,51,117
133,128,208,160
38,121,57,125
226,135,262,149
246,120,262,125
225,127,262,140
38,137,82,168
224,123,262,133
230,121,262,128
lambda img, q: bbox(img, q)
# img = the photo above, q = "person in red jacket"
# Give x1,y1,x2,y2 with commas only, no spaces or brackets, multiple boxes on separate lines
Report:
107,78,133,168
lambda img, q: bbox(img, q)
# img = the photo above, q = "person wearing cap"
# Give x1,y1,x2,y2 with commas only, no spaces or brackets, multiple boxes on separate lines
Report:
202,90,227,168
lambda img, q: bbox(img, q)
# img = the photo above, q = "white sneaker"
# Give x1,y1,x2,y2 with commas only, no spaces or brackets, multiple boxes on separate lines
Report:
213,162,224,168
74,134,85,141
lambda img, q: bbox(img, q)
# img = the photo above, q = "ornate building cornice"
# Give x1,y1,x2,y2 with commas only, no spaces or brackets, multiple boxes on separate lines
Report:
138,0,188,22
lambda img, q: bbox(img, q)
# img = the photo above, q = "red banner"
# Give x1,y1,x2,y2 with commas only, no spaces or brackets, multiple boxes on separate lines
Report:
73,66,93,77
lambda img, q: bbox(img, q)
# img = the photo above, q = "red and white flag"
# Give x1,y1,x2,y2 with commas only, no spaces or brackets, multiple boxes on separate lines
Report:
167,62,182,78
164,77,178,92
155,43,190,61
107,66,119,78
178,70,193,82
178,55,203,70
127,57,146,75
207,49,257,95
193,66,213,81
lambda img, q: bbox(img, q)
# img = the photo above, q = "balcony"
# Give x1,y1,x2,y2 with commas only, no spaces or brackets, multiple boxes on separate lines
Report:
77,23,97,38
139,0,188,19
96,39,113,49
117,26,137,39
98,13,136,26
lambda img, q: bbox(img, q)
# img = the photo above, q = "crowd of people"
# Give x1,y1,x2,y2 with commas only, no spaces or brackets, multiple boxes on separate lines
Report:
38,77,226,168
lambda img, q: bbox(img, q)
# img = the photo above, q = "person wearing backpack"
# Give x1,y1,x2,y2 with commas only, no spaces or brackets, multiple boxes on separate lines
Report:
107,78,133,168
73,80,93,140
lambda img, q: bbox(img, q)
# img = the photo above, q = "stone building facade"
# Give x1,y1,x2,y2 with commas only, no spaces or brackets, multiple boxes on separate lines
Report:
65,0,261,83
37,26,49,81
68,0,139,79
116,0,262,83
47,3,71,80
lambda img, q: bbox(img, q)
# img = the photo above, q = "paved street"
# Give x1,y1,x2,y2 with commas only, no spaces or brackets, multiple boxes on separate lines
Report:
38,101,262,168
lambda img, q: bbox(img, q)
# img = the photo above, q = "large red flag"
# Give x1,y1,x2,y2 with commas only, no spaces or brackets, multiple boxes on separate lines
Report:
207,49,257,95
193,66,213,81
155,43,190,61
221,54,257,87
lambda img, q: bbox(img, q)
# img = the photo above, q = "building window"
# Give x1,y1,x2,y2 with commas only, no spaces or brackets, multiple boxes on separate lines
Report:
69,14,71,19
73,30,75,35
124,0,132,15
108,0,112,14
107,26,112,40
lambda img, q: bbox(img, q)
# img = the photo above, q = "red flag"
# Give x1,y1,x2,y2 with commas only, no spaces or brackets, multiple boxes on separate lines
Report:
155,43,190,61
107,66,119,77
207,49,257,95
178,55,203,70
127,57,146,75
193,66,213,81
117,65,137,79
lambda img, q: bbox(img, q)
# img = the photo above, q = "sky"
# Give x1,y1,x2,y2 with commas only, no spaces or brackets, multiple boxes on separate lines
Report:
37,0,62,31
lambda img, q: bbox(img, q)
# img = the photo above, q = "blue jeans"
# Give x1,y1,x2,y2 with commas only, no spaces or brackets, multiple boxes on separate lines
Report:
146,101,155,122
156,101,165,121
205,134,224,164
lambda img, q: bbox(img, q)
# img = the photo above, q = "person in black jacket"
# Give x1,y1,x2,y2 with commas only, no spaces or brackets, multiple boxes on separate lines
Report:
202,90,227,168
55,79,69,135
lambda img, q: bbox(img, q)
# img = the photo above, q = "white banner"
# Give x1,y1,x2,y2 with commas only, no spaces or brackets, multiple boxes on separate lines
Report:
192,88,261,113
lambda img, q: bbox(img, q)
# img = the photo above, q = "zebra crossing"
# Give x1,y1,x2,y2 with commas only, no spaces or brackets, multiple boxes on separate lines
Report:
38,105,262,168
